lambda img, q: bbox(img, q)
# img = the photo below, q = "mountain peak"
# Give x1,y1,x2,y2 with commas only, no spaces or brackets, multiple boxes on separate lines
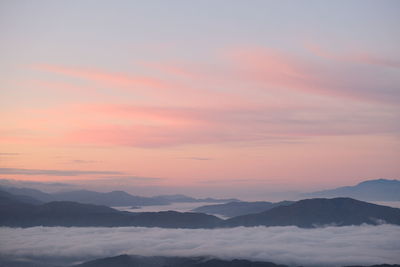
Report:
303,178,400,201
357,178,399,186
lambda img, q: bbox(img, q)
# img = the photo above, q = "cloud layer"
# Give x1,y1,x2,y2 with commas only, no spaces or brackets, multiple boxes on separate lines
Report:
1,225,399,266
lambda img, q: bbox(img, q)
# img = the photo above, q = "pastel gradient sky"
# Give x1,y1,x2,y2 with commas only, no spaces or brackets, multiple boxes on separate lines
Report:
1,0,399,198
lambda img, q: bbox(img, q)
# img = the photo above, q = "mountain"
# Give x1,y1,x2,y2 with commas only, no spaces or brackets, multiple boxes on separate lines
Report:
0,186,54,202
0,257,64,267
2,189,400,228
72,254,288,267
0,189,43,205
51,190,168,206
0,186,175,206
1,254,398,267
224,198,400,228
192,201,294,217
0,192,222,228
302,179,400,201
0,186,237,207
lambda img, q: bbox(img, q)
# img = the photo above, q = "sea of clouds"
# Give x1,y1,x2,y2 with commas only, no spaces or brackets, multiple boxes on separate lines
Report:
1,225,399,266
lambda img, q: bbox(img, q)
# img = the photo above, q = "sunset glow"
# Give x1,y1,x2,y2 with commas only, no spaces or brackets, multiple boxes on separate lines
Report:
1,0,399,198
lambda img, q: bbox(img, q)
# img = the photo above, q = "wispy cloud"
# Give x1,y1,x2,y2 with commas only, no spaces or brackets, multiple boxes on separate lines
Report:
0,168,123,176
181,157,212,161
0,178,78,192
305,42,400,69
2,102,398,148
198,178,288,184
94,176,163,182
69,159,99,164
225,46,400,105
0,178,72,187
34,64,170,89
3,44,399,149
64,104,399,147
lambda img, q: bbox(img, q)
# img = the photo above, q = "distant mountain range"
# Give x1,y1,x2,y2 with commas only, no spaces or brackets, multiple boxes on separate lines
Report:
72,254,287,267
302,179,400,201
0,190,221,228
1,178,397,208
192,201,294,217
0,185,238,207
72,255,400,267
0,189,42,205
2,189,400,228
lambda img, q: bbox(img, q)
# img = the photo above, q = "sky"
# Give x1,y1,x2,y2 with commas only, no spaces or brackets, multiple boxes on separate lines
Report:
0,0,399,198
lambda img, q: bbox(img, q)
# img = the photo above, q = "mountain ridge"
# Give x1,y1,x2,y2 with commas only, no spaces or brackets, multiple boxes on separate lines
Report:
72,254,288,267
192,200,294,217
0,185,238,207
2,189,400,229
224,197,400,228
1,254,398,267
0,192,222,228
302,179,400,201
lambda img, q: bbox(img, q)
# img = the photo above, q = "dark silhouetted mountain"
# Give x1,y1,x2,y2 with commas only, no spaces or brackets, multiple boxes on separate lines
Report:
119,210,223,228
0,196,222,228
153,194,239,203
0,189,42,205
2,191,400,229
302,179,400,201
0,186,238,207
0,254,398,267
72,255,400,267
0,257,65,267
224,198,400,228
0,186,53,202
72,254,288,267
192,201,294,217
51,190,168,206
0,186,173,206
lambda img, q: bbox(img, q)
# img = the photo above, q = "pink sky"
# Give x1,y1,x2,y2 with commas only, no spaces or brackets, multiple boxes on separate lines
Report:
1,1,399,198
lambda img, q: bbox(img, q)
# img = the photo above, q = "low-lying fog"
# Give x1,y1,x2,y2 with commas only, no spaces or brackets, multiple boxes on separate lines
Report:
113,202,229,218
113,202,221,213
1,225,399,266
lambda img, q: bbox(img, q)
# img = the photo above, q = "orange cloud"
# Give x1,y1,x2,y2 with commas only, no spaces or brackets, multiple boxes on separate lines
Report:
225,47,313,91
32,63,254,108
3,102,393,148
2,90,398,148
5,47,397,148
